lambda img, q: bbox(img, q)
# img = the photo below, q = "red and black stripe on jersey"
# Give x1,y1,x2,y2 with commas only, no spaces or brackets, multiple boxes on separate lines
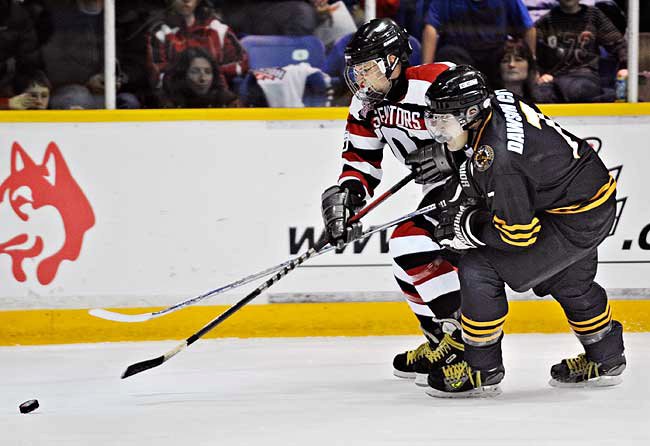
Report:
338,63,452,199
389,201,461,319
339,120,385,196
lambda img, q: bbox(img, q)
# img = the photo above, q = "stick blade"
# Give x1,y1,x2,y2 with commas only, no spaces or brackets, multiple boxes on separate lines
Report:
121,355,165,379
89,308,153,323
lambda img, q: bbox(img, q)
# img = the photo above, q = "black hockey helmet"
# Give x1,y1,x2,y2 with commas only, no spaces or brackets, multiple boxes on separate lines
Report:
424,65,492,130
345,18,412,67
344,18,413,104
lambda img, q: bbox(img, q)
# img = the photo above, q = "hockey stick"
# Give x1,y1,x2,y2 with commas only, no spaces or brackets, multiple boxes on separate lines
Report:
121,199,439,379
90,171,417,323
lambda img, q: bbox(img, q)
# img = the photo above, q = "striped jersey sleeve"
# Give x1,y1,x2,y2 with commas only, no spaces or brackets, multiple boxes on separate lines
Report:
338,99,385,199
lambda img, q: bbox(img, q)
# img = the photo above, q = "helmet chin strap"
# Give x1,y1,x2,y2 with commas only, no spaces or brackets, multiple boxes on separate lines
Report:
384,55,400,78
466,124,483,149
386,61,408,101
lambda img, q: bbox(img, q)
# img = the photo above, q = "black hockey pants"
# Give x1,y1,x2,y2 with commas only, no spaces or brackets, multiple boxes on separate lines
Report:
457,197,623,371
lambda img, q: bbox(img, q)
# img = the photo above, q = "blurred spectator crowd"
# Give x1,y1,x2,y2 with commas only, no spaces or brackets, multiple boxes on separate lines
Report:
0,0,648,110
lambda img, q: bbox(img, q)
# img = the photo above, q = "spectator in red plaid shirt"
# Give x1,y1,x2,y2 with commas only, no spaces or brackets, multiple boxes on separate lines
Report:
146,0,248,91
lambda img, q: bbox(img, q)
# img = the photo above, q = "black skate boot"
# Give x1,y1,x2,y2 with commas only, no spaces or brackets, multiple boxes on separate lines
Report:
425,361,504,398
393,324,444,379
393,341,437,379
549,353,626,388
549,320,626,388
414,318,464,387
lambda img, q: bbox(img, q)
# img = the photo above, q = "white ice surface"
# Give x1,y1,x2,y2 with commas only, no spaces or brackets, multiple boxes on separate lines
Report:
1,334,649,446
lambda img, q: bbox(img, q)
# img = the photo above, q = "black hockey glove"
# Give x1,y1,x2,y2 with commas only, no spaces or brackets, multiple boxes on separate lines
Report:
404,143,458,185
321,185,365,249
433,179,484,252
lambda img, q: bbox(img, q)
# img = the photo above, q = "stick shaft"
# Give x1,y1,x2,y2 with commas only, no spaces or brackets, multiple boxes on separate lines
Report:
179,202,439,346
121,201,438,378
95,172,416,323
348,171,416,223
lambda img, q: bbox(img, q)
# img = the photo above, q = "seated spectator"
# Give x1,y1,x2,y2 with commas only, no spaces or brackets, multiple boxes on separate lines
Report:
421,0,536,88
116,0,167,107
147,0,249,91
525,1,626,32
221,1,323,36
16,70,51,109
0,0,42,97
158,47,238,108
499,38,539,102
0,70,51,110
49,84,96,109
0,92,34,110
41,0,140,109
88,67,142,108
535,0,627,103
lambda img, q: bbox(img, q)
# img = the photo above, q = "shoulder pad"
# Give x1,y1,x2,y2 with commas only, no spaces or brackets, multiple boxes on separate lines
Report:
405,63,454,83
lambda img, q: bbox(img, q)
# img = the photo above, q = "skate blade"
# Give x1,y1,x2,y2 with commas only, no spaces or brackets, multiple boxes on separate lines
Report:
549,375,623,389
424,385,501,399
393,369,416,379
414,373,429,387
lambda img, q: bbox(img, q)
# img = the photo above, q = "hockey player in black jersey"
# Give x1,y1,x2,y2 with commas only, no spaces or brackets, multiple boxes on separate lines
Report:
419,65,626,398
320,19,466,385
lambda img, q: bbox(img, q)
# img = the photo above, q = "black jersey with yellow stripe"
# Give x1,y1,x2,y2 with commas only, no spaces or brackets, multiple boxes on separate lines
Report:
464,89,615,251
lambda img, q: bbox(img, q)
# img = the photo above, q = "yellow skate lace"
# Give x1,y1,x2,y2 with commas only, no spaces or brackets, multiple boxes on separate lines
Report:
566,353,589,374
424,333,464,363
585,362,601,380
566,353,601,379
426,338,451,362
406,342,432,366
442,361,478,387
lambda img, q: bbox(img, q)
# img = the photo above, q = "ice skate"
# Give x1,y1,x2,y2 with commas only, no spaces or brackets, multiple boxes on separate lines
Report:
425,361,504,398
414,325,464,387
393,341,437,379
549,352,626,388
551,319,626,388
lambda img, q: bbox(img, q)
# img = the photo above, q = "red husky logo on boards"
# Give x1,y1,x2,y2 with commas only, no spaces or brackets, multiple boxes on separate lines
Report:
0,142,95,285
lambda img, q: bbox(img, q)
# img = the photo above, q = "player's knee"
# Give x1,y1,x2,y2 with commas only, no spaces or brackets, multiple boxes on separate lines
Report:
555,282,607,313
389,224,441,263
533,272,596,299
458,251,500,290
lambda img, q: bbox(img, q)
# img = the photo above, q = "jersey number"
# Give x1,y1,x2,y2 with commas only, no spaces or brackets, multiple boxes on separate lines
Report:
380,127,418,161
520,102,580,159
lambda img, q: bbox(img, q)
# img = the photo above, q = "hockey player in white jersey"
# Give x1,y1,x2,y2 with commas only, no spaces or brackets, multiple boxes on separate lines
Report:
320,18,465,385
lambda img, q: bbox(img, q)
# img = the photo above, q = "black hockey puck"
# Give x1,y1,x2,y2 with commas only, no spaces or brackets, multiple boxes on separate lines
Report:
19,399,39,414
